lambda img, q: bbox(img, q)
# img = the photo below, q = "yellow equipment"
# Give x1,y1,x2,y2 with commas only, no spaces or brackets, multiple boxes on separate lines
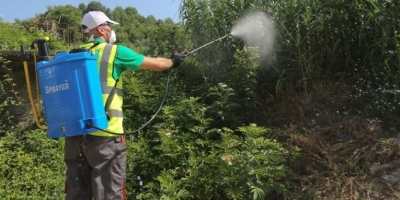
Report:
21,37,51,130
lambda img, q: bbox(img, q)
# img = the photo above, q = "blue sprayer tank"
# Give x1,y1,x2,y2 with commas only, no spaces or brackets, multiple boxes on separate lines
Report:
36,50,108,138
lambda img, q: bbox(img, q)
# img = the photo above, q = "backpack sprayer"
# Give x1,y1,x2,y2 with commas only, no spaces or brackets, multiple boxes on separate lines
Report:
22,35,230,139
22,37,108,138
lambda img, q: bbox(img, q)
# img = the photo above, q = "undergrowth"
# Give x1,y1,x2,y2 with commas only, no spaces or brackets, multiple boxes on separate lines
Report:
0,131,65,200
267,80,400,200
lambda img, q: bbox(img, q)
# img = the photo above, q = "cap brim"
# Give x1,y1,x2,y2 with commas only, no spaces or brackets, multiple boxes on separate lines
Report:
108,20,119,25
83,19,119,33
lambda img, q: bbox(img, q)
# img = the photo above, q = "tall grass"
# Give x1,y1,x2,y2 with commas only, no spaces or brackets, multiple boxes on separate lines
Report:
180,0,400,123
257,0,400,124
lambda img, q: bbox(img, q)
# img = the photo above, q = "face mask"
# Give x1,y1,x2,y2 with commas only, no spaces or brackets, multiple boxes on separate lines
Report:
88,35,94,42
109,30,116,44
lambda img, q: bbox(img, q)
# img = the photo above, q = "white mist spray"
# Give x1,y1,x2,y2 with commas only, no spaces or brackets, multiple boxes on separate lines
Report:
230,11,275,59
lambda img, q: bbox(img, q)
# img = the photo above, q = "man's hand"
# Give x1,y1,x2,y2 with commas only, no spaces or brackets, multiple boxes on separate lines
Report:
171,50,187,67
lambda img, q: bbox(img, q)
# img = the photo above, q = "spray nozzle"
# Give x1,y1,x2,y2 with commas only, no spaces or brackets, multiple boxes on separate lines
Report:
178,49,188,57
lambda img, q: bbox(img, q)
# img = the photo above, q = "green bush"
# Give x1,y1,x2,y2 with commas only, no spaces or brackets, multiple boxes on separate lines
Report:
126,97,291,199
0,131,65,200
0,59,19,135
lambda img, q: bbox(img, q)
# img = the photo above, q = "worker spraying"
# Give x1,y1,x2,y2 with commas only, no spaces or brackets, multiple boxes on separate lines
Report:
23,9,273,199
25,11,186,199
66,11,187,199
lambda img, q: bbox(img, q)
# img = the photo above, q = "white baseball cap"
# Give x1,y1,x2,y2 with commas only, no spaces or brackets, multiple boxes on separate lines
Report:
82,11,119,32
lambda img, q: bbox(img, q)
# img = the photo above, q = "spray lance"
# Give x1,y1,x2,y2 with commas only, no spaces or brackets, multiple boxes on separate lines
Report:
163,34,231,60
186,34,231,55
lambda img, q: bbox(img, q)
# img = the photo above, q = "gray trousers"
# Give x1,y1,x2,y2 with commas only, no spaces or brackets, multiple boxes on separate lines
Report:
64,134,127,200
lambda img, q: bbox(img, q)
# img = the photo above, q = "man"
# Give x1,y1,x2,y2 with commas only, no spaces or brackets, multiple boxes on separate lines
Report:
64,11,185,200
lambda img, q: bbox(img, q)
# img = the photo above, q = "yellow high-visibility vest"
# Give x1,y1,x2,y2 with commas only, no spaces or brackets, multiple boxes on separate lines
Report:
80,42,124,137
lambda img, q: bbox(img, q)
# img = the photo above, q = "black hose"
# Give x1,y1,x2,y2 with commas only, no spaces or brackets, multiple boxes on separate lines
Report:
86,69,172,136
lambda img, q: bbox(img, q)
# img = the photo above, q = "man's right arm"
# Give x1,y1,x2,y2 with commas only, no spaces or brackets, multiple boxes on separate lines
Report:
116,45,185,72
139,57,174,71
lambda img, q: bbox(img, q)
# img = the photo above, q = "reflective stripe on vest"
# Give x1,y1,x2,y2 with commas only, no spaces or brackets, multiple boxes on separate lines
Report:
79,42,124,136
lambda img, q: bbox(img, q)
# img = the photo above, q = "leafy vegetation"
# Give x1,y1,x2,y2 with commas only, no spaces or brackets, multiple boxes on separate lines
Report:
0,131,65,200
0,56,19,135
1,0,400,199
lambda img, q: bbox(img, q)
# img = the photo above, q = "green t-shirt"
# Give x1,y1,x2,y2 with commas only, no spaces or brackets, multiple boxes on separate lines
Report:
93,38,145,79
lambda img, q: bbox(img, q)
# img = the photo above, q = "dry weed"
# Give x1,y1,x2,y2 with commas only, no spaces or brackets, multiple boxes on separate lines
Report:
265,81,400,199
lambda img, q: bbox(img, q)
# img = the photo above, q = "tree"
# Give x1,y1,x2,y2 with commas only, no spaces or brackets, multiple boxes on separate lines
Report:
84,1,112,17
40,5,83,45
